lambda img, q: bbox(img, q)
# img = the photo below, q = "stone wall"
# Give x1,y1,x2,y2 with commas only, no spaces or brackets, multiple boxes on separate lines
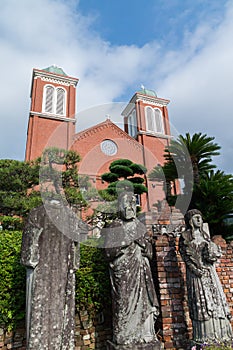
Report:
75,310,112,350
0,311,112,350
1,235,233,350
0,324,26,350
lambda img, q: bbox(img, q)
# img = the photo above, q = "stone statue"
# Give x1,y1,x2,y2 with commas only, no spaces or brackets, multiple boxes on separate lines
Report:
104,192,161,349
21,200,87,350
179,209,233,345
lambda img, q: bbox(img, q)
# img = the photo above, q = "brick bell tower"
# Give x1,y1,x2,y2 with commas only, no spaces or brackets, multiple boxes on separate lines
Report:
122,88,172,212
25,65,79,161
122,87,171,167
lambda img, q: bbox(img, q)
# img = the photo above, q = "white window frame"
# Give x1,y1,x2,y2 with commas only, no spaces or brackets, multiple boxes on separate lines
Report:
56,87,66,115
145,106,154,133
145,106,164,134
42,84,66,116
154,108,164,134
43,85,55,114
128,109,137,137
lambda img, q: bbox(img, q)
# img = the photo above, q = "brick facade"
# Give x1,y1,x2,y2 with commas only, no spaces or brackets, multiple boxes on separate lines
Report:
25,67,174,211
25,68,78,161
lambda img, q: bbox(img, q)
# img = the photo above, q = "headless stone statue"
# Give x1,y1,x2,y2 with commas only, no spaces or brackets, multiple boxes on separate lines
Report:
21,200,87,350
104,192,161,350
179,209,233,346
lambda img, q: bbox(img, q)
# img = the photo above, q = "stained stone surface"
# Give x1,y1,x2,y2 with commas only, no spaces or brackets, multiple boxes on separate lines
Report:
107,340,162,350
104,192,160,348
21,201,87,350
179,209,233,344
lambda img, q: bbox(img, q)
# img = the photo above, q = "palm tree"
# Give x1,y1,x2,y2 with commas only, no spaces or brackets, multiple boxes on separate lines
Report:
148,161,178,202
165,132,221,186
193,170,233,236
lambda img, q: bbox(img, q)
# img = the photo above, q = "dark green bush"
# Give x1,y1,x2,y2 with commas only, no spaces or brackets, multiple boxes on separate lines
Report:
109,159,132,168
0,232,111,329
0,230,26,330
0,216,23,231
76,239,111,316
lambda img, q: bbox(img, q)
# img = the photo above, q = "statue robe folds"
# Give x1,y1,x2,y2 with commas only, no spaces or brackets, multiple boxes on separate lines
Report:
105,218,160,348
179,230,233,343
21,201,87,350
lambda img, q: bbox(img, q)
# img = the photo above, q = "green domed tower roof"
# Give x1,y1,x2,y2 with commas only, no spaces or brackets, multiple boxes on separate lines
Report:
43,65,67,76
138,87,157,97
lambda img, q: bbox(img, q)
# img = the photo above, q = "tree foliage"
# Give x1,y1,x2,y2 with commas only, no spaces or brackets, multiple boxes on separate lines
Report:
192,170,233,235
0,230,26,330
101,159,148,198
0,148,92,216
149,133,233,237
0,231,110,330
39,147,90,210
164,133,220,186
0,159,41,216
76,239,111,315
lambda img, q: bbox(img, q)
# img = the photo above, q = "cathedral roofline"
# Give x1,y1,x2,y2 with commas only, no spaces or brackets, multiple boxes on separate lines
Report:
73,119,143,150
122,92,170,117
43,65,68,76
31,67,78,89
30,68,79,98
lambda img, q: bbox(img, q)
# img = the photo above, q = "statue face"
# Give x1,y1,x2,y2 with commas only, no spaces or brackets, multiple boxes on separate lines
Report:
119,193,136,220
191,214,203,228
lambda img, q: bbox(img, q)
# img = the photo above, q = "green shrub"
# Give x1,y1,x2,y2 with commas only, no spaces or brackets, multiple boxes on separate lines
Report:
0,232,111,330
0,230,26,330
76,239,111,316
0,216,24,231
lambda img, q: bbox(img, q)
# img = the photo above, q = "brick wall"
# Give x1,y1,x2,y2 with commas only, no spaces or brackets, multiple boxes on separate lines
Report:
154,235,191,350
1,235,233,350
154,234,233,350
212,236,233,316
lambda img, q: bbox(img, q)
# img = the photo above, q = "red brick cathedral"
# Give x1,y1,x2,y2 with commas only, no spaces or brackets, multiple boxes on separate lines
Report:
25,65,173,218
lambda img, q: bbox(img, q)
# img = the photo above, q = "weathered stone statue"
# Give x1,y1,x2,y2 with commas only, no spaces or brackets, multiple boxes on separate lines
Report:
179,209,233,345
21,200,87,350
104,192,161,350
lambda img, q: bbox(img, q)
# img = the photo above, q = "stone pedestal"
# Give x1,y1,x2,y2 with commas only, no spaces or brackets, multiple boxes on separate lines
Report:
107,340,162,350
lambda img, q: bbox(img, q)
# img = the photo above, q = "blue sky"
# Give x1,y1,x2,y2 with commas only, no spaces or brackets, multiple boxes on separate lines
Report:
0,0,233,173
78,0,224,48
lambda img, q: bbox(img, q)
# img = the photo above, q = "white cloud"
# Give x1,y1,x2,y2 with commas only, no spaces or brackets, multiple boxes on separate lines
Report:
157,1,233,173
0,0,162,161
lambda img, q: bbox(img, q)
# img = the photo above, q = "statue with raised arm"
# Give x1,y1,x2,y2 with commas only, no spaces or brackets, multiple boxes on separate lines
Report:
179,209,233,345
21,200,87,350
104,191,161,350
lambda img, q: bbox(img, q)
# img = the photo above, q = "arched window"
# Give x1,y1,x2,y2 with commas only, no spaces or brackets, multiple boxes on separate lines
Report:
128,110,137,137
56,88,65,115
145,107,154,132
145,106,164,134
128,115,133,136
132,110,137,136
44,85,55,113
43,85,66,115
154,108,164,134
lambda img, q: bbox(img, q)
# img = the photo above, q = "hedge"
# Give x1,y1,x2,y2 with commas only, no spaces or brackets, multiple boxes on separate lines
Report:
0,231,111,330
0,230,26,330
0,216,23,231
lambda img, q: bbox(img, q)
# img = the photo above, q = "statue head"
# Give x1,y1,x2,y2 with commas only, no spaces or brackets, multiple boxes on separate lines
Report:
184,209,210,241
118,191,137,221
184,209,203,229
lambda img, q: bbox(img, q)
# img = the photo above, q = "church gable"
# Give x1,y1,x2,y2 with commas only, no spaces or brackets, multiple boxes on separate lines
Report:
71,119,144,177
73,119,142,149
